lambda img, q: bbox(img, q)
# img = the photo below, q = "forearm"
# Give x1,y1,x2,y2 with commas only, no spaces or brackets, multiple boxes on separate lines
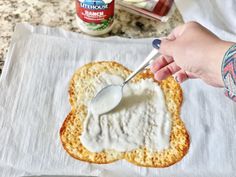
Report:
221,43,236,102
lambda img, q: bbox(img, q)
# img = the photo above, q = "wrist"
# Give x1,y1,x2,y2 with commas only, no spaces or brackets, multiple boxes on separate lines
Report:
211,41,234,87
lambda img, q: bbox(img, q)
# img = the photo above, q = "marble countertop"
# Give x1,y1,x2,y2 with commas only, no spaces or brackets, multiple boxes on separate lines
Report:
0,0,183,75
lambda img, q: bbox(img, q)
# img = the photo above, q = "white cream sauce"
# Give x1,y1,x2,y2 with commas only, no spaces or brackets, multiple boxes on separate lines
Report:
80,73,172,152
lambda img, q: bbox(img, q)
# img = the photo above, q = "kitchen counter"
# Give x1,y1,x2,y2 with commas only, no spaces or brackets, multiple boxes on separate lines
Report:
0,0,184,75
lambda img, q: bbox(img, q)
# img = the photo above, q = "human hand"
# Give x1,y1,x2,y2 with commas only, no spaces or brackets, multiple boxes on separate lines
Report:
151,21,234,87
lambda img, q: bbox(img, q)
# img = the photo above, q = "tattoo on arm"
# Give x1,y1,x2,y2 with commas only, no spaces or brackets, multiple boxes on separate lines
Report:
222,44,236,102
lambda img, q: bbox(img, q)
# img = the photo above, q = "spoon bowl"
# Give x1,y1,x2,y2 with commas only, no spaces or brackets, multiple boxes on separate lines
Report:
90,84,123,115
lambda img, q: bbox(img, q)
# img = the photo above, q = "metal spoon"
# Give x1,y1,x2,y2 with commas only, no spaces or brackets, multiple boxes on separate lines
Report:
90,39,161,115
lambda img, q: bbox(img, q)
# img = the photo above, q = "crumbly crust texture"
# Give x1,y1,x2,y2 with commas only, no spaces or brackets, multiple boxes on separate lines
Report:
60,61,189,167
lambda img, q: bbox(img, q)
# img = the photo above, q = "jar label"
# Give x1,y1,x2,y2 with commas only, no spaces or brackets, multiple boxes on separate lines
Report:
76,0,114,25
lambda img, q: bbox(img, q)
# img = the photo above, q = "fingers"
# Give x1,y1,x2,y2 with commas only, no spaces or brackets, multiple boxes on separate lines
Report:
153,61,181,81
173,70,198,83
150,55,174,73
151,55,181,81
150,55,198,83
173,70,188,83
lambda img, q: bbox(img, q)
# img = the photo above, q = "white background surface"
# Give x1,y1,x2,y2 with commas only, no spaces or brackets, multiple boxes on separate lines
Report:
0,24,236,177
175,0,236,41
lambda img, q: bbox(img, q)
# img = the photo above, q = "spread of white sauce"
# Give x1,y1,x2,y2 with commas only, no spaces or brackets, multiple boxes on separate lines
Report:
80,73,172,152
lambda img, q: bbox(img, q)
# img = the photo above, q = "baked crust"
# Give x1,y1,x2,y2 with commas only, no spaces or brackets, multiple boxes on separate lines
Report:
60,61,190,167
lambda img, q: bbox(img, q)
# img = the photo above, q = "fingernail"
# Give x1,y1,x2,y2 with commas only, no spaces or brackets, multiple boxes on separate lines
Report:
152,39,161,49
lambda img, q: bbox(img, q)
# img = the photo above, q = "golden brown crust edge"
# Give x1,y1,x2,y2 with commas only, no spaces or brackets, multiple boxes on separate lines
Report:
124,74,189,168
68,61,131,108
61,61,130,164
60,109,124,164
60,61,190,167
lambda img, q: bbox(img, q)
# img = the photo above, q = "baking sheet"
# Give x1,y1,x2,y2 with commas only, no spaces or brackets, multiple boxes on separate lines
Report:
0,23,236,177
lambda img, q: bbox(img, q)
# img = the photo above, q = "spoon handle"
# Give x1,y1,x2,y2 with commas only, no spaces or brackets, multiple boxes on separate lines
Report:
123,39,161,85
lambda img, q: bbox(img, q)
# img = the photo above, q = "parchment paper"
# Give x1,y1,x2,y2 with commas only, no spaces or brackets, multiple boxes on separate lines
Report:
0,23,236,177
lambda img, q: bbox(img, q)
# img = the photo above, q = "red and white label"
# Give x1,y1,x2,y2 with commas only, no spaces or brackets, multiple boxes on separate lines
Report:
76,0,114,24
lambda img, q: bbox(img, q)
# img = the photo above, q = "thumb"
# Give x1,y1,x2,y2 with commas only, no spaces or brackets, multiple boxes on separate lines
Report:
159,38,176,56
159,24,185,56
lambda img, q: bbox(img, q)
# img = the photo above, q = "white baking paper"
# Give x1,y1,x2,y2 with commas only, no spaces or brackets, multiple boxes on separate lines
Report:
0,23,236,177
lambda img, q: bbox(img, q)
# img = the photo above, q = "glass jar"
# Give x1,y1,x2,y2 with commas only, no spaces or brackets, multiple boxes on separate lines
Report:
76,0,115,35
